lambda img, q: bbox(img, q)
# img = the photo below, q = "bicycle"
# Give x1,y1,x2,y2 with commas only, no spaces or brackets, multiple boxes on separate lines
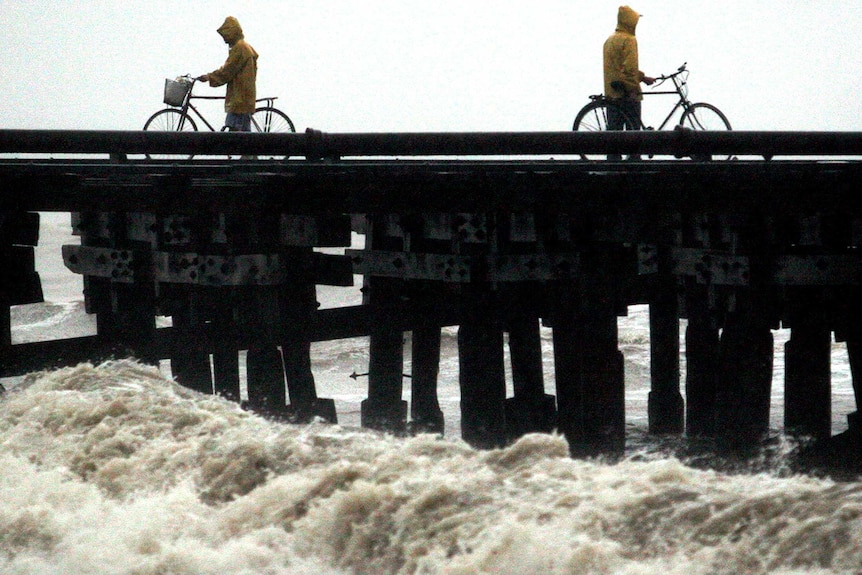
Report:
143,74,296,158
572,63,731,160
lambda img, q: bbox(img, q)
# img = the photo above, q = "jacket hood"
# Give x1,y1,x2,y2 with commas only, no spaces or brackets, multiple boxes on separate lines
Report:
616,6,640,35
217,16,244,45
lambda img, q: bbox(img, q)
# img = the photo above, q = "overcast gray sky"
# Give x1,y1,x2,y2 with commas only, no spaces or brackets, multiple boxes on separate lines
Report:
4,1,860,133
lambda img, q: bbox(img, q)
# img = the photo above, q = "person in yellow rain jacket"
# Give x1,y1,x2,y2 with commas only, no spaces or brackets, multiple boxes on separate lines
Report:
603,5,655,158
197,16,258,131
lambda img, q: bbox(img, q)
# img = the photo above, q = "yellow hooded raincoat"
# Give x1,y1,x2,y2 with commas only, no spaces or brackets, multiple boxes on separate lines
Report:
603,6,646,101
207,17,258,114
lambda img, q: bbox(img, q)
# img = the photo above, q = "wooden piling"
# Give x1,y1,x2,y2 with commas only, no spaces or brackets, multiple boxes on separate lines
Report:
410,325,445,434
579,310,626,456
211,311,241,402
362,275,409,433
581,250,626,455
245,285,288,413
552,294,585,455
785,291,832,440
505,313,556,439
458,301,507,449
0,296,10,349
169,302,213,394
846,339,862,437
246,345,286,413
281,281,337,423
363,321,408,432
552,248,626,457
647,270,685,434
684,285,720,438
715,301,774,448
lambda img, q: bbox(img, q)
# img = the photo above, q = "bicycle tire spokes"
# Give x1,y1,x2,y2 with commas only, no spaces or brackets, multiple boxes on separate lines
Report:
249,106,296,160
141,109,197,160
572,99,639,160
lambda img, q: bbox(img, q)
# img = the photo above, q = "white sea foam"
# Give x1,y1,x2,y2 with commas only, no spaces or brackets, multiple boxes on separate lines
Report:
3,217,858,572
1,360,861,574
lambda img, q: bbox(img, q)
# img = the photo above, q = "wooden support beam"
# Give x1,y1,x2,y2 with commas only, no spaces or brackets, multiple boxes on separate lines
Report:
714,218,776,451
0,297,10,349
363,324,408,432
409,326,445,434
505,314,556,440
715,304,774,449
552,250,627,458
0,247,43,305
211,313,241,402
846,340,862,439
281,281,337,423
169,304,213,394
684,284,720,438
579,250,627,456
647,271,685,435
578,310,626,456
784,291,832,440
246,346,286,411
458,307,507,449
552,324,581,450
361,277,408,433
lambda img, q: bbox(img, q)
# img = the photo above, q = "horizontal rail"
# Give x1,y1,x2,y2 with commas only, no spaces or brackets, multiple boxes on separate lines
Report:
3,129,862,158
0,302,465,378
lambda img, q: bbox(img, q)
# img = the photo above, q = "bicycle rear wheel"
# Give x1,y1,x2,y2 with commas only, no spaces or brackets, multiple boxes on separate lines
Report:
252,106,295,133
680,103,732,160
251,106,296,159
142,108,197,160
572,99,636,160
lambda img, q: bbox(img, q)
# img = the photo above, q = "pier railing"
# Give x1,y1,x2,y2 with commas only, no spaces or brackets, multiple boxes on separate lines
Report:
3,128,862,158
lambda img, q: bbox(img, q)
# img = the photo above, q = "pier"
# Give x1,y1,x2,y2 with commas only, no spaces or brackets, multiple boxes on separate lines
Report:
3,128,862,460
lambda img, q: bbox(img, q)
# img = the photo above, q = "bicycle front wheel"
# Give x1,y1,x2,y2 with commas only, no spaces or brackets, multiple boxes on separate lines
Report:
142,108,197,160
680,103,731,131
572,99,636,160
680,103,732,160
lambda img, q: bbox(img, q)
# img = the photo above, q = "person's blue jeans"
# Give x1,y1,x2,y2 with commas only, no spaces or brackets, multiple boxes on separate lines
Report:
607,99,642,160
225,112,252,132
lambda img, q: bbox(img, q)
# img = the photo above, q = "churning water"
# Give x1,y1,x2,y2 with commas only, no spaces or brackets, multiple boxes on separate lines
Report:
2,213,861,574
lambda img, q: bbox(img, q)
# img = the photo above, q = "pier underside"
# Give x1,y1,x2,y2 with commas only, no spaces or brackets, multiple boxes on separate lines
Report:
3,129,862,468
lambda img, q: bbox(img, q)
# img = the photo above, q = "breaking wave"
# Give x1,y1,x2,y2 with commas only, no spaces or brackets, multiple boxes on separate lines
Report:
1,360,860,574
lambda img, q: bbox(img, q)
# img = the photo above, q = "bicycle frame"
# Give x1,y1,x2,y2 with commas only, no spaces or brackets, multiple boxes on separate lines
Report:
173,78,279,132
639,67,694,130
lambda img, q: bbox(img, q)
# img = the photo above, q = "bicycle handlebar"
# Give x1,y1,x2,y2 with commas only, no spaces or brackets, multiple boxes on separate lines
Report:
655,62,688,82
172,73,278,103
651,63,689,90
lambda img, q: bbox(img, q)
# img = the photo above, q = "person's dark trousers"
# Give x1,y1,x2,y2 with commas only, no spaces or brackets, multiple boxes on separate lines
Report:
607,99,642,160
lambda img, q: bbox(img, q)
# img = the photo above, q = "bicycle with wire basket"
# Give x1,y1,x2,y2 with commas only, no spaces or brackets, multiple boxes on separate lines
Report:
143,74,296,158
572,63,731,160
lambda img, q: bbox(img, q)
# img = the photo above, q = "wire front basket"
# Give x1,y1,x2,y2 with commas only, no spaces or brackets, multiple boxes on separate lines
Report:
163,77,193,107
